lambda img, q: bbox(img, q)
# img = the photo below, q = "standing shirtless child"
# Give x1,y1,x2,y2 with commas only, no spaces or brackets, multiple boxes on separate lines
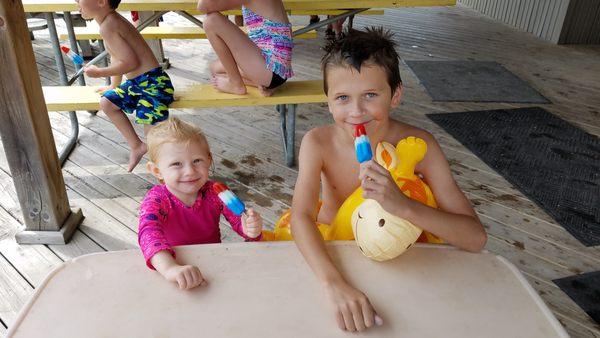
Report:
290,28,487,332
77,0,174,171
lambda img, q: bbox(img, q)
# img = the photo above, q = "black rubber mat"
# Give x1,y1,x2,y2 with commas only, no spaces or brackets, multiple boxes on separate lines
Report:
406,60,550,103
427,107,600,246
554,271,600,324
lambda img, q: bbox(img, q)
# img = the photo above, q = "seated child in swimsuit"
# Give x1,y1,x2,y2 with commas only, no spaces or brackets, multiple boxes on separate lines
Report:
198,0,294,97
291,28,487,331
138,117,263,290
77,0,174,172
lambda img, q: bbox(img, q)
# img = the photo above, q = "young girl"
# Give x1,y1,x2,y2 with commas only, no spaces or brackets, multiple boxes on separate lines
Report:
138,117,263,290
198,0,294,97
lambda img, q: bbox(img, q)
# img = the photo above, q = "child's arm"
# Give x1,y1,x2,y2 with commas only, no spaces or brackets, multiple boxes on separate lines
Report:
291,130,380,332
139,188,207,290
95,75,123,94
197,0,245,13
84,28,139,78
359,133,487,252
150,251,207,290
222,205,263,241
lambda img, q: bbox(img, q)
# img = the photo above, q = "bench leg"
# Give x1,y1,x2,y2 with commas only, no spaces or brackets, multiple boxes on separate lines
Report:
278,104,296,167
46,12,79,167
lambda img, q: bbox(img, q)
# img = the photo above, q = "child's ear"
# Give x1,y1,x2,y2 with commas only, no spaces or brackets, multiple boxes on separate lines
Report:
390,84,403,108
146,161,163,181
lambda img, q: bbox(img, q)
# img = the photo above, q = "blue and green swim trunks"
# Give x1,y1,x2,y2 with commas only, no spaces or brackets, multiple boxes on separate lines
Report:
103,67,174,125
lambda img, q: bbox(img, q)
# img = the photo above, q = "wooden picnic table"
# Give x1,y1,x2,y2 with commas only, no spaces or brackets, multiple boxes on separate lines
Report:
23,0,455,12
7,242,567,337
22,0,456,167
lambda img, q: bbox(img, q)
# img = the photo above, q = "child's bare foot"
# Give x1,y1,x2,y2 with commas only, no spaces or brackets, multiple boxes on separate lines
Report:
211,75,247,95
258,85,276,97
128,142,147,172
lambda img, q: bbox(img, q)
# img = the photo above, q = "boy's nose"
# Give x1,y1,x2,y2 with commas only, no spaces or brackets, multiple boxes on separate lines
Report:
349,102,366,117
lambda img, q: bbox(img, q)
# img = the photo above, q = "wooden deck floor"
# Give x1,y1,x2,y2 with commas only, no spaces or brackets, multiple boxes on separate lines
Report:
1,5,599,337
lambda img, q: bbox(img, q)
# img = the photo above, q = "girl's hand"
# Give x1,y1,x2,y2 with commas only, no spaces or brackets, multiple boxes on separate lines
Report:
242,208,262,238
359,160,412,218
164,264,207,290
95,85,115,95
84,65,103,78
325,279,383,332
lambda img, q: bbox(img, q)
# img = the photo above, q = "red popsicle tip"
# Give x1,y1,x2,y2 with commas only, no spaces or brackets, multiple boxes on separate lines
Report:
60,45,70,54
213,182,228,193
354,124,367,137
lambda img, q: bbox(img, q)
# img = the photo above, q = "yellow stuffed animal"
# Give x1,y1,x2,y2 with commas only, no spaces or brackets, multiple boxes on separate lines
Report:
330,137,442,245
263,137,443,246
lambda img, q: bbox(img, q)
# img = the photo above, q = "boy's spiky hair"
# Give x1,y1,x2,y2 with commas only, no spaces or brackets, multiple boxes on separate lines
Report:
146,117,210,163
108,0,121,9
321,27,402,94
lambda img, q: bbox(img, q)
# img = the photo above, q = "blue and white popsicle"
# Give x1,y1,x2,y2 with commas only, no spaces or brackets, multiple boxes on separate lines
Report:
60,45,84,66
354,124,373,163
214,182,246,216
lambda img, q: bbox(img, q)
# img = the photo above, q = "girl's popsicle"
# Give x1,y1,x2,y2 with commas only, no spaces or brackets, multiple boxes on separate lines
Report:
60,45,84,66
354,124,373,163
213,182,246,216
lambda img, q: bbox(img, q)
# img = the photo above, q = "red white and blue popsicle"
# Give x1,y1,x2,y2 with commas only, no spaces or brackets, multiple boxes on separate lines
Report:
354,124,373,163
60,45,84,66
214,182,246,216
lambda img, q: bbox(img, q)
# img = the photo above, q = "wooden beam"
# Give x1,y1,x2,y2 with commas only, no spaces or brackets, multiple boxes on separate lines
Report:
0,0,83,244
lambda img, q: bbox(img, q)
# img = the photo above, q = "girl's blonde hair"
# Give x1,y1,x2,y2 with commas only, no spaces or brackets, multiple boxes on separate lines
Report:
146,117,210,162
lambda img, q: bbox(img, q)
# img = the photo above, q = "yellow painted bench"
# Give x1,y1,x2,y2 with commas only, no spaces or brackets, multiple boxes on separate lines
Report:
59,25,316,41
43,80,326,166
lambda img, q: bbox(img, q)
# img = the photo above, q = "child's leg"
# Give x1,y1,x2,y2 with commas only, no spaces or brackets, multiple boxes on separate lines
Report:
203,12,272,95
100,97,147,172
209,60,260,86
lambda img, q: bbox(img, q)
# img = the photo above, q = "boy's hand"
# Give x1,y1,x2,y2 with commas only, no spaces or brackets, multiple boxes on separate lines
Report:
242,208,262,238
325,279,383,331
164,264,207,290
94,85,115,95
84,65,103,78
359,160,412,218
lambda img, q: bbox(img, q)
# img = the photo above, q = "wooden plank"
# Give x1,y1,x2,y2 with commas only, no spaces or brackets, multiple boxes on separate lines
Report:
0,253,34,329
525,274,600,334
43,81,326,111
58,25,317,40
0,0,81,241
0,169,64,287
23,0,456,13
199,9,386,15
289,9,384,15
0,146,105,263
50,112,291,224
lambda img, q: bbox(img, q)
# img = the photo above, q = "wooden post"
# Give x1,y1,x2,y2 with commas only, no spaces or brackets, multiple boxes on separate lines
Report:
0,0,83,244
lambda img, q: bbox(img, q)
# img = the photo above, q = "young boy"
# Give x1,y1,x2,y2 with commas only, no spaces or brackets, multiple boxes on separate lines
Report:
290,28,487,332
77,0,174,171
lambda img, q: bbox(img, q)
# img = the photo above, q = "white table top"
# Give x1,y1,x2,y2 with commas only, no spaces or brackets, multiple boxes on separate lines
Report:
7,242,567,337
